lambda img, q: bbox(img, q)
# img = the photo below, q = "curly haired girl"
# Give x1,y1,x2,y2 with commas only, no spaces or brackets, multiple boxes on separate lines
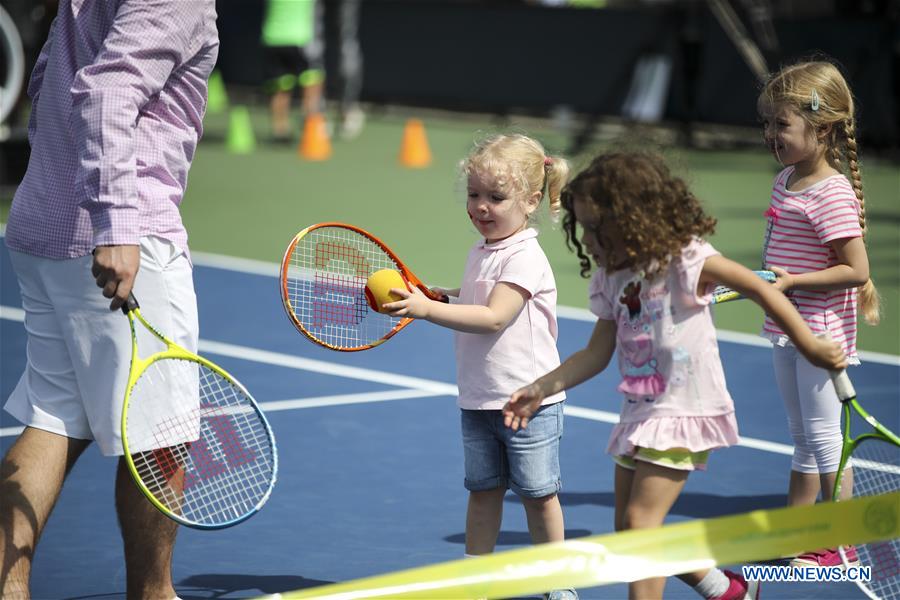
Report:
502,152,846,600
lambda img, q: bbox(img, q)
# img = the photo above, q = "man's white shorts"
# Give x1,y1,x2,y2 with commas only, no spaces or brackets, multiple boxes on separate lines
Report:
4,236,198,456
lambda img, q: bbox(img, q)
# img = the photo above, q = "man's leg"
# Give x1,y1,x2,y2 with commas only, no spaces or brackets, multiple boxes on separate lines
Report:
116,457,179,600
0,427,89,598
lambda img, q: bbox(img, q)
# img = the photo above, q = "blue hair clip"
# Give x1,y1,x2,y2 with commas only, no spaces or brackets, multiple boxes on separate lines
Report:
810,89,820,111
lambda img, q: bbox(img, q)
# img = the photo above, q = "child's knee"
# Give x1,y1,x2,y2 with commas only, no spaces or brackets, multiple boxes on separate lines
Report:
469,487,506,505
520,492,558,509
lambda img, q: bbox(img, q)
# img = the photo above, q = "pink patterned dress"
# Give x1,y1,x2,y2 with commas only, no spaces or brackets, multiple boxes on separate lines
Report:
589,239,740,466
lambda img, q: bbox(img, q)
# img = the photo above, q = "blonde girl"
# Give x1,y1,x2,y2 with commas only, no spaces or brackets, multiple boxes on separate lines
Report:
757,59,878,568
384,134,577,600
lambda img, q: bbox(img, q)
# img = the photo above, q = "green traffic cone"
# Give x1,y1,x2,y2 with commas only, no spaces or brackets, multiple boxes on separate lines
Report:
226,105,256,154
207,70,228,114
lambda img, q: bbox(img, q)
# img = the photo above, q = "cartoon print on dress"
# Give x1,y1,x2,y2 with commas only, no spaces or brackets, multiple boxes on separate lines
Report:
618,333,666,403
619,280,642,321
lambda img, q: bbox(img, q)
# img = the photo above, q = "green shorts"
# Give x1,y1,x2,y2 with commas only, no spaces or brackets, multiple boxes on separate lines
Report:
614,447,710,472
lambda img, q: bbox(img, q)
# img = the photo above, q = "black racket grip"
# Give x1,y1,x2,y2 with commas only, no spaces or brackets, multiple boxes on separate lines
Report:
121,293,140,315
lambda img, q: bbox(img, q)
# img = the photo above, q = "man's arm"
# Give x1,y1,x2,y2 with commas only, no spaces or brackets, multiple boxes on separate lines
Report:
71,0,212,308
72,0,209,247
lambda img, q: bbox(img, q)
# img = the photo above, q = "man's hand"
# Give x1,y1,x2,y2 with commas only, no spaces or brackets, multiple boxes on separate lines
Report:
92,245,140,310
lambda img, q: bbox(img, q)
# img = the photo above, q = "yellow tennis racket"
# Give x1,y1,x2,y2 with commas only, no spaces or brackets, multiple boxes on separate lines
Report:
280,222,446,351
121,294,277,529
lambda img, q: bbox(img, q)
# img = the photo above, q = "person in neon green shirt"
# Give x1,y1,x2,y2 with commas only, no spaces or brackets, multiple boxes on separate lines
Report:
261,0,324,141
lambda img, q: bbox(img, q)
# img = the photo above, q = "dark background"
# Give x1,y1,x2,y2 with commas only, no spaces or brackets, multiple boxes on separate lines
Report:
215,0,899,147
2,0,898,149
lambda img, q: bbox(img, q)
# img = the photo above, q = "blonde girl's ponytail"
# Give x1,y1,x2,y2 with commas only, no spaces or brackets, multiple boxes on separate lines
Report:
544,155,570,221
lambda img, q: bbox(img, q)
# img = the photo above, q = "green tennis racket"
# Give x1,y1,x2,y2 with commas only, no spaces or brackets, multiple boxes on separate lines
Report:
121,294,277,529
830,369,900,599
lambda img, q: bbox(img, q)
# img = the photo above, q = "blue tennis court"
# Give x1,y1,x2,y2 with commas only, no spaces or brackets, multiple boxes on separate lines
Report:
1,239,897,599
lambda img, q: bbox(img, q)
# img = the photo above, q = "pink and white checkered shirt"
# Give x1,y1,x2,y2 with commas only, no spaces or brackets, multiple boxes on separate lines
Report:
5,0,219,259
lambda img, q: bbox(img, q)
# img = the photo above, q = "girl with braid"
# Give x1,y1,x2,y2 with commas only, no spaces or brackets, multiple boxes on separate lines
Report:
757,59,880,568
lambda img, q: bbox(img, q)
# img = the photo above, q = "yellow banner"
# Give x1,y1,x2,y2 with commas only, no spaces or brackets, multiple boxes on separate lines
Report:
271,491,899,599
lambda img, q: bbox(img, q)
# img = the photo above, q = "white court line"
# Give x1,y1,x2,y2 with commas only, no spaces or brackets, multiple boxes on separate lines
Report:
1,242,897,365
0,389,443,440
2,239,898,462
0,304,807,458
0,306,24,321
189,250,900,366
557,304,900,366
0,306,457,394
199,339,458,396
260,389,443,411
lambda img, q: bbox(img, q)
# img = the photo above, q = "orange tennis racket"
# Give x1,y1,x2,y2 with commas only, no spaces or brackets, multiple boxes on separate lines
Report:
280,222,446,351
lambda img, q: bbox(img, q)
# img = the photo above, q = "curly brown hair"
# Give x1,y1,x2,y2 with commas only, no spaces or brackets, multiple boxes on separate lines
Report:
561,153,717,277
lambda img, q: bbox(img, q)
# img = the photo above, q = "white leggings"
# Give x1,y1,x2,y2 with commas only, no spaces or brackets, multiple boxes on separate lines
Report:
772,344,843,473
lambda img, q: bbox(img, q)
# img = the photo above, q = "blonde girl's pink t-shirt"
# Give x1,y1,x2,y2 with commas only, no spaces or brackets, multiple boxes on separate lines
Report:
454,228,565,410
762,167,863,361
589,239,736,424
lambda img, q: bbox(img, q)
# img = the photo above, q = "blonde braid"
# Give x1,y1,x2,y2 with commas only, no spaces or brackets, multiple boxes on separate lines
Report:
829,145,842,172
843,120,865,230
843,119,881,325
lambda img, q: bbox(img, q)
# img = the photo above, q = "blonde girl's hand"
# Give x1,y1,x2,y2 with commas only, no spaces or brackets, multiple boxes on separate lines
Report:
502,383,545,431
382,284,432,319
768,265,794,293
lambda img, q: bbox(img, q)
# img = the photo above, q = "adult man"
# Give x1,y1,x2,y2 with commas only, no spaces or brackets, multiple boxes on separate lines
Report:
0,1,218,597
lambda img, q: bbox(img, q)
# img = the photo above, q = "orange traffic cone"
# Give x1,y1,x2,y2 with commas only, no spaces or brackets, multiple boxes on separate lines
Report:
298,112,332,161
398,118,432,168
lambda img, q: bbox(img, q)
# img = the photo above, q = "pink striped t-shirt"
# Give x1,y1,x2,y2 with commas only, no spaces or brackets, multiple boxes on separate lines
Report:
761,167,862,360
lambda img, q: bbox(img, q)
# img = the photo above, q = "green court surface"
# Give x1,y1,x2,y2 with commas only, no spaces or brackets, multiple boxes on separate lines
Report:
2,105,898,355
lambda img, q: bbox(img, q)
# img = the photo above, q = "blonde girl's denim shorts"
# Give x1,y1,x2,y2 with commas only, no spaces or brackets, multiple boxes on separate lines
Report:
460,401,563,499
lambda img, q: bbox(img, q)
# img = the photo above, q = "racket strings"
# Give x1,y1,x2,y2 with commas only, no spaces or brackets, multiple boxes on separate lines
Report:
126,358,276,526
285,227,403,349
845,438,900,598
